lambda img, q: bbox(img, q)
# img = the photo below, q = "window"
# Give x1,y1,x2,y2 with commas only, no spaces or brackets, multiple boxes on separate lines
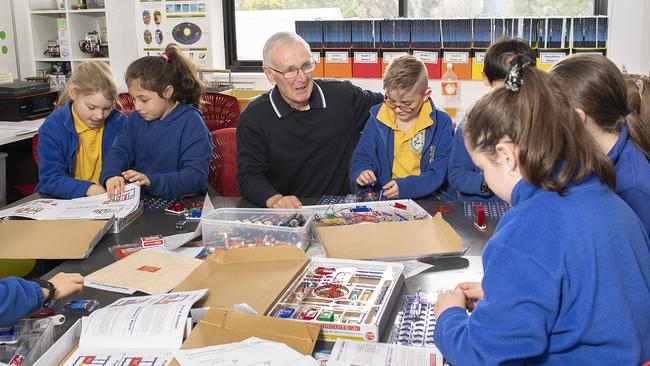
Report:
224,0,606,71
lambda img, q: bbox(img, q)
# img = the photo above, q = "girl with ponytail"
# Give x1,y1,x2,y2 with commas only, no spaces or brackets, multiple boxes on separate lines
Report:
101,43,212,200
433,57,650,365
552,54,650,234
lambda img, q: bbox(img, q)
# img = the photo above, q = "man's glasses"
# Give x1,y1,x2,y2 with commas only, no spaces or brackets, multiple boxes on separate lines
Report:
266,60,316,79
383,88,430,113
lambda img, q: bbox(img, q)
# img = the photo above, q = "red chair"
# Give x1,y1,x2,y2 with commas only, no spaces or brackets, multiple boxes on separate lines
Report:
117,92,135,115
201,92,240,131
208,128,239,196
14,133,40,196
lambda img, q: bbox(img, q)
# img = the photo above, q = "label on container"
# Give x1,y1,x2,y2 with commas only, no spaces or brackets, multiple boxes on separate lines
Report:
382,51,408,64
442,81,458,96
413,50,438,64
540,52,566,65
312,52,321,63
474,52,486,64
354,52,378,63
444,51,469,64
326,52,349,63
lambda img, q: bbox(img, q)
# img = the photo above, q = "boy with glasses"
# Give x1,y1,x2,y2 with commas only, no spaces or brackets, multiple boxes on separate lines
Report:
351,55,453,199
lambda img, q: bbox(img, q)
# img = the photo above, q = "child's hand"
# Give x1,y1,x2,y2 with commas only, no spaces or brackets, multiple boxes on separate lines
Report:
382,180,399,198
86,184,106,197
356,170,377,186
266,194,302,209
434,288,467,319
47,272,84,301
455,282,484,311
122,170,150,187
105,176,126,200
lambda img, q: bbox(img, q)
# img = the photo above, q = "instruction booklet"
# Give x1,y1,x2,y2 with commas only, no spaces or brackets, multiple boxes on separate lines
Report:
61,289,207,366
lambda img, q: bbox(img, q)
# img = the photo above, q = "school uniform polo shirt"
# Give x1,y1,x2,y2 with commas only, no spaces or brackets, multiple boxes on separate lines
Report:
71,104,104,184
376,102,433,179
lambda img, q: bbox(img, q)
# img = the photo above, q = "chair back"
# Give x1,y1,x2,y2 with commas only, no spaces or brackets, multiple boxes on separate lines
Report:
208,128,240,196
201,92,241,131
117,92,136,115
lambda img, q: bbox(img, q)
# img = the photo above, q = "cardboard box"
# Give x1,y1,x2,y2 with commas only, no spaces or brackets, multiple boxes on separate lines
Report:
0,219,113,259
180,308,320,355
306,200,463,261
174,246,404,343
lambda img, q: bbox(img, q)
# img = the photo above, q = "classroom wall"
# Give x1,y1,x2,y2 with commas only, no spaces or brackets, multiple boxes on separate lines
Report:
608,0,650,75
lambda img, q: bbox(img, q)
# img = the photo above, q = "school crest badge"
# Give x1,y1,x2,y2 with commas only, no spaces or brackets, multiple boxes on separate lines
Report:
410,131,425,153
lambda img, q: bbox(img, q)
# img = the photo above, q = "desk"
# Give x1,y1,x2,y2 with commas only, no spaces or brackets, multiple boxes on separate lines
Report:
42,196,496,344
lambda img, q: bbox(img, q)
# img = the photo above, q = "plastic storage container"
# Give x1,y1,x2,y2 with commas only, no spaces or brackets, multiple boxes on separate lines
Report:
220,89,267,112
201,208,315,251
0,318,54,366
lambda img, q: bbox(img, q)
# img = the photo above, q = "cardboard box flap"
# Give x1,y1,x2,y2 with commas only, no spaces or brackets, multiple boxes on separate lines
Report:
174,246,309,312
181,307,320,355
317,213,462,260
0,220,112,259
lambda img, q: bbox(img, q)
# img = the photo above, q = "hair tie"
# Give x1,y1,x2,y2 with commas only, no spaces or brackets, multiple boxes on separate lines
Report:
504,56,533,93
160,53,169,62
635,79,644,96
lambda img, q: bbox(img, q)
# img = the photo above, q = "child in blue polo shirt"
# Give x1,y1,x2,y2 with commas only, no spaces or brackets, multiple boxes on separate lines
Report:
351,55,453,199
552,54,650,234
448,38,535,201
434,57,650,365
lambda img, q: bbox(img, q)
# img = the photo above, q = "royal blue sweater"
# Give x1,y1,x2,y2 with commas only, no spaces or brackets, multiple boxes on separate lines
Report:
0,277,43,327
100,103,212,200
350,100,453,199
35,101,126,198
435,176,650,365
447,124,502,202
608,125,650,235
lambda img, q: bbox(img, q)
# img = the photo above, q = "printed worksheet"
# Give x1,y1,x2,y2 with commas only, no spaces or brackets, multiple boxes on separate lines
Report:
327,340,444,366
173,337,320,366
0,184,141,220
63,351,173,366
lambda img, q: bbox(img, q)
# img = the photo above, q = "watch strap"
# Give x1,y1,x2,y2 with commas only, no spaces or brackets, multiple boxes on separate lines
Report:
33,278,56,306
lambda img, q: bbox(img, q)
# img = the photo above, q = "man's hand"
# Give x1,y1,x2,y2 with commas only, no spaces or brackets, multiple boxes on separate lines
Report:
266,194,302,209
122,170,150,187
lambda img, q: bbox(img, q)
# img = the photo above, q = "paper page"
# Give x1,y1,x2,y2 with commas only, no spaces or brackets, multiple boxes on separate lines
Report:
149,246,205,258
327,340,444,366
396,260,434,279
174,337,318,366
62,349,174,366
0,184,140,220
80,289,207,350
164,194,216,250
85,250,203,294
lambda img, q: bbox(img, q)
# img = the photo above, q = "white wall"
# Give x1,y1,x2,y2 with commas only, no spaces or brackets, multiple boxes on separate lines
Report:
0,0,18,78
607,0,650,75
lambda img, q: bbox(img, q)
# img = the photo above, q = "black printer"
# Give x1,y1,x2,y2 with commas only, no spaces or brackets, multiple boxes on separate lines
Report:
0,81,58,121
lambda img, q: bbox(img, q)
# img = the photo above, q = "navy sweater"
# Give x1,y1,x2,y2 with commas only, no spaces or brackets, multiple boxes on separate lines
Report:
608,125,650,235
0,277,43,327
100,103,212,200
447,124,502,202
435,176,650,365
35,101,126,198
350,100,453,199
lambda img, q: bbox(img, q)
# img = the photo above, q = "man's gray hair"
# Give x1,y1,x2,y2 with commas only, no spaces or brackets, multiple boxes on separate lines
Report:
262,32,311,67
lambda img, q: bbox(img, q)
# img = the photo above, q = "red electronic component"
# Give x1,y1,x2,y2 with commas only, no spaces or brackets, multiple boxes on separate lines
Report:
429,204,454,215
313,283,350,299
393,202,407,210
299,308,320,321
314,267,336,276
473,204,487,230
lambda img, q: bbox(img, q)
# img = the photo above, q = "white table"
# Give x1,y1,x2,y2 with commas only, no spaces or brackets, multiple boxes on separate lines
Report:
0,118,45,206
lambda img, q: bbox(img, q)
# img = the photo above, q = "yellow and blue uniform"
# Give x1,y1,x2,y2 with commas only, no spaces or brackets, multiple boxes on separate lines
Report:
351,99,453,199
71,104,104,184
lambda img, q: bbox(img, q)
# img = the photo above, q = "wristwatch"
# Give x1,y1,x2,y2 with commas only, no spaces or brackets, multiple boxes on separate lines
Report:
480,179,491,194
33,278,56,307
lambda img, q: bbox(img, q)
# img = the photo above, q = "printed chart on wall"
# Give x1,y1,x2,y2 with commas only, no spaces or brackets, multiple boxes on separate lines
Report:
135,0,211,67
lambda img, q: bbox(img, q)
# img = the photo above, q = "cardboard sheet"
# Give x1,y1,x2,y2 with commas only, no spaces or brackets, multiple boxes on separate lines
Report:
0,219,112,259
85,250,203,294
316,213,463,260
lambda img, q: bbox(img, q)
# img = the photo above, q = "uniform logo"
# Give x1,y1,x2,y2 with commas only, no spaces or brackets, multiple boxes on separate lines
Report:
410,131,425,153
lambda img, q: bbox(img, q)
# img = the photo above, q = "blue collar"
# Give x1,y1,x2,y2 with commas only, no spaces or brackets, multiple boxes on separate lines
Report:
510,178,535,206
269,81,326,118
607,125,629,164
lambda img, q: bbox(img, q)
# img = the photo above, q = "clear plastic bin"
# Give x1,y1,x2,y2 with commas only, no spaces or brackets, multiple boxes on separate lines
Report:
0,318,54,366
202,208,315,251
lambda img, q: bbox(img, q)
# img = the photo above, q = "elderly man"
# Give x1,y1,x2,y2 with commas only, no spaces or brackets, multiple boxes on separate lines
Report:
237,32,383,208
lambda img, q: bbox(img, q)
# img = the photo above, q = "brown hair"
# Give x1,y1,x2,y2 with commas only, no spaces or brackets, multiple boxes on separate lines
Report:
464,56,615,193
625,75,650,132
125,43,203,107
483,37,536,84
55,60,118,107
552,54,650,160
383,55,429,96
